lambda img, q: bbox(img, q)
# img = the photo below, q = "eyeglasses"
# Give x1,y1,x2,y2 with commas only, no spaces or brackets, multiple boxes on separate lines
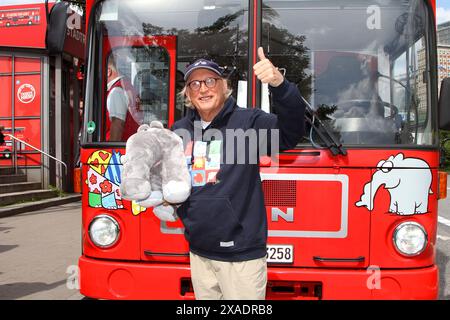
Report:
187,77,221,91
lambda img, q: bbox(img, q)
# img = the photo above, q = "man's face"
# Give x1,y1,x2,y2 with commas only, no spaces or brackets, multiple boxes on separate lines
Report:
186,69,227,118
107,65,114,82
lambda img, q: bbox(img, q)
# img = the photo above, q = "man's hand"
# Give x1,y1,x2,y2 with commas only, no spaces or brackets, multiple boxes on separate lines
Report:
162,201,170,207
253,47,284,87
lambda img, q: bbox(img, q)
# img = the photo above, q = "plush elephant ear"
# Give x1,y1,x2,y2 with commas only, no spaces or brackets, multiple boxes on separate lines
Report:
170,131,183,145
150,121,164,129
121,154,128,164
137,124,151,132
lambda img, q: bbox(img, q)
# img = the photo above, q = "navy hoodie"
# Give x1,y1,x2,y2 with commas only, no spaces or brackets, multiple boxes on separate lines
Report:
171,79,306,262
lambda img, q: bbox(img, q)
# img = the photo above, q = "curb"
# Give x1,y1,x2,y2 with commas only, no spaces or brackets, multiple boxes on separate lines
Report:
0,194,82,218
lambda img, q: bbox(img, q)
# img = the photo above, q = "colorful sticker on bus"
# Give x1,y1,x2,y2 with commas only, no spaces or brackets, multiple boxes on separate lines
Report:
86,150,124,210
86,149,148,215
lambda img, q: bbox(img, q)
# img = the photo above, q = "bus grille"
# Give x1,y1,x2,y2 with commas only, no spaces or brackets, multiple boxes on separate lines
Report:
262,180,297,207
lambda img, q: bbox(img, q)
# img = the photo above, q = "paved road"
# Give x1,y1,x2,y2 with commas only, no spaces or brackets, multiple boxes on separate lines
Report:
0,196,449,300
0,202,83,300
437,187,450,300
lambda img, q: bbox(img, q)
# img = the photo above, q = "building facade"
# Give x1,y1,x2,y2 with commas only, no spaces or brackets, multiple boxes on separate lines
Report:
437,45,450,92
438,21,450,46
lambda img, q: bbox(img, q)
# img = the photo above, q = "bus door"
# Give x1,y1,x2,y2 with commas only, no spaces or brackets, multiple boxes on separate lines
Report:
82,35,189,262
110,36,191,263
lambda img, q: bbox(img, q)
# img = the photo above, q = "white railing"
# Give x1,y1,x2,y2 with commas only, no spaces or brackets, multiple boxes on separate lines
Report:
4,134,67,176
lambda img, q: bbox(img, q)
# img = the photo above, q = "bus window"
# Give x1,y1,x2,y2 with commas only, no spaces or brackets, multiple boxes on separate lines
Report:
84,0,249,144
261,0,436,147
391,36,432,145
104,47,169,142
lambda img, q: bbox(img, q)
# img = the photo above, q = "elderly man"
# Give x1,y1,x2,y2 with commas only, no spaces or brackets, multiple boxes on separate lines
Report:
172,47,306,300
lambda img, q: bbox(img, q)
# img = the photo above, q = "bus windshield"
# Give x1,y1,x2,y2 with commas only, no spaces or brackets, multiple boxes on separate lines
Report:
261,0,436,146
84,0,436,147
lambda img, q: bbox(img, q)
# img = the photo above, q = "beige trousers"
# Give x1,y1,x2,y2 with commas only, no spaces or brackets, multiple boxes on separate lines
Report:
189,252,267,300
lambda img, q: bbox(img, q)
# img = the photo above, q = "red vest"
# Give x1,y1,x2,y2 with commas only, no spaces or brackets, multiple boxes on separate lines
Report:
106,77,141,141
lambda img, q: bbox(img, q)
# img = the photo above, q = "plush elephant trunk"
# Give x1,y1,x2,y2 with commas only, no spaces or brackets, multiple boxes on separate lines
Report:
356,170,385,210
120,146,155,201
120,163,152,201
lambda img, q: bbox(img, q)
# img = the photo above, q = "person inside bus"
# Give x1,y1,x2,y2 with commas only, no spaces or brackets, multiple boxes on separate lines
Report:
171,48,306,300
105,55,142,141
0,125,5,146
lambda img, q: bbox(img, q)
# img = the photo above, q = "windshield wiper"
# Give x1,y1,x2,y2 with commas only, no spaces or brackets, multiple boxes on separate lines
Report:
301,96,347,156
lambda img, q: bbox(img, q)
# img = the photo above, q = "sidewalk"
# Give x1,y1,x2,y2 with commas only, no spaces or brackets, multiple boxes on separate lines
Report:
0,201,83,300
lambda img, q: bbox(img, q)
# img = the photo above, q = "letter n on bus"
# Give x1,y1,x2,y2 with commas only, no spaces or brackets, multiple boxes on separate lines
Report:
271,207,294,222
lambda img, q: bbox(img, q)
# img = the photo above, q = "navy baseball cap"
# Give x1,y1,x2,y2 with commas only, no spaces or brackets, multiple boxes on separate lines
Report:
184,59,224,81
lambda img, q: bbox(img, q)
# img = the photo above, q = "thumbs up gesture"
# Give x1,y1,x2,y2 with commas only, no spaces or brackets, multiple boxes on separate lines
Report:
253,47,284,87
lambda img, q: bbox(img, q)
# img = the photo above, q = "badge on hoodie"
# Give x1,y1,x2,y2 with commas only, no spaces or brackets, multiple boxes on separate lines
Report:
189,140,222,186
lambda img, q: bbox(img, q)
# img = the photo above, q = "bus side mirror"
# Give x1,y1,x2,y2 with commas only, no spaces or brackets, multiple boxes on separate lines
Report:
439,77,450,130
45,1,70,55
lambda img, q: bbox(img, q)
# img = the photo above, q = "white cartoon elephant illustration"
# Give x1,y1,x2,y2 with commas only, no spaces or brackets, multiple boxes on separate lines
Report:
356,153,432,215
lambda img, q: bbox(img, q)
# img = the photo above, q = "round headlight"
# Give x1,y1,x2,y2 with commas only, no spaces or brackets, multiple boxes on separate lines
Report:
393,222,427,256
88,215,120,248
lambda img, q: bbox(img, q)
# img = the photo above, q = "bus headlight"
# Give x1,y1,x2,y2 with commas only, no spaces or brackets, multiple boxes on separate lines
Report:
393,222,427,256
88,215,120,248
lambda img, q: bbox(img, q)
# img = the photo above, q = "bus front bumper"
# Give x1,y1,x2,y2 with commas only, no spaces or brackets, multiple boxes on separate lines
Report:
78,256,438,300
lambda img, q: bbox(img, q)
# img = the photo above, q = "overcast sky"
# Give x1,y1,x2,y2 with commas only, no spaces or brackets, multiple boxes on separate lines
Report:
437,0,450,24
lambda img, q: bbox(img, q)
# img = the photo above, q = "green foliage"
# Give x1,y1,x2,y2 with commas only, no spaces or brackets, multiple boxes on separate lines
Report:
63,0,85,12
440,130,450,172
49,185,67,197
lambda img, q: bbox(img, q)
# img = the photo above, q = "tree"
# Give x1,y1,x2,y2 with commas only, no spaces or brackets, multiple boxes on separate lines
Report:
63,0,85,12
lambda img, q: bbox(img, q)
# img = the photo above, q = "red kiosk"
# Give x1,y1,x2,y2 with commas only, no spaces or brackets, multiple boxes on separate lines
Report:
0,0,85,192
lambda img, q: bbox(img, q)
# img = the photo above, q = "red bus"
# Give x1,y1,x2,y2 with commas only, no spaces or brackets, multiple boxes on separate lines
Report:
78,0,448,299
0,8,40,28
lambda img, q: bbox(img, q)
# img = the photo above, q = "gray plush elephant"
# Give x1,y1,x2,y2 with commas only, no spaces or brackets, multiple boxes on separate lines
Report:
120,121,191,221
356,153,432,215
